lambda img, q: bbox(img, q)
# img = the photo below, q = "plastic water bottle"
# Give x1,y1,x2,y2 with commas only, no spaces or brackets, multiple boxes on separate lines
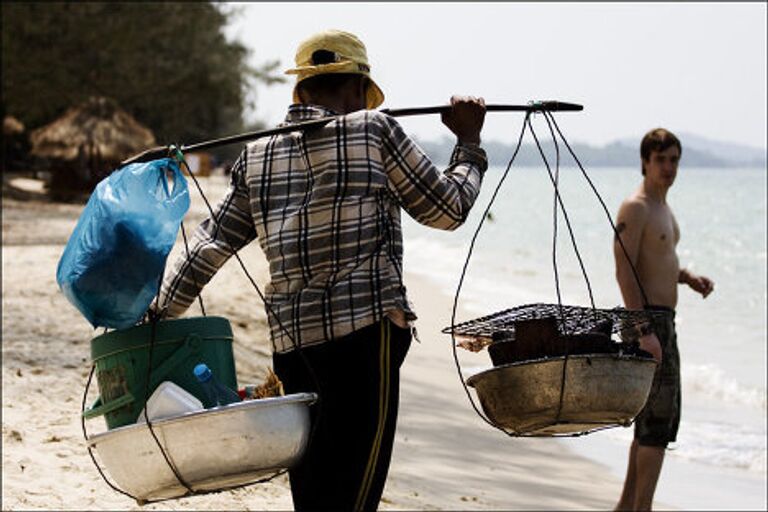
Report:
193,363,241,407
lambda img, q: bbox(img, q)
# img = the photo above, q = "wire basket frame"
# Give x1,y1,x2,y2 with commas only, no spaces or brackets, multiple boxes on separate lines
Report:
444,303,670,342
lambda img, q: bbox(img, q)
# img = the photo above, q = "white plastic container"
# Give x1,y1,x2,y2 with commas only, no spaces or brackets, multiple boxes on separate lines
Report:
137,381,203,423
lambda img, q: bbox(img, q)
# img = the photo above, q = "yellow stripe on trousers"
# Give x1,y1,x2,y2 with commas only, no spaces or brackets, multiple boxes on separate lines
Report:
354,320,391,511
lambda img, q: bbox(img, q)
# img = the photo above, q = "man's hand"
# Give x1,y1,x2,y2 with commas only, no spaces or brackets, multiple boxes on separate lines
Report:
688,274,714,298
441,95,486,144
142,300,169,324
680,269,714,298
638,332,662,364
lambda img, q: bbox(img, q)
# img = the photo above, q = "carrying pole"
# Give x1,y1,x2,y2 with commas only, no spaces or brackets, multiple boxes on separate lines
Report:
380,100,583,117
121,101,583,166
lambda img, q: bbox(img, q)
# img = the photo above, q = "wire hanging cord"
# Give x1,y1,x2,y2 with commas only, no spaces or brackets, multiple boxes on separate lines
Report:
450,112,531,434
178,220,207,316
527,114,589,428
542,113,660,432
528,115,596,312
81,365,137,502
544,113,666,426
81,282,198,505
543,111,651,307
449,111,584,436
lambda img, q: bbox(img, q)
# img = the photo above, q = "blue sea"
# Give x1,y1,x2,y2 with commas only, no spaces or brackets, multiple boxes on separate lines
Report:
400,165,767,480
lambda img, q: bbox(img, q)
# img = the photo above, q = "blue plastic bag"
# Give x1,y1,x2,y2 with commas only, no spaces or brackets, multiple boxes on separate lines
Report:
56,158,190,329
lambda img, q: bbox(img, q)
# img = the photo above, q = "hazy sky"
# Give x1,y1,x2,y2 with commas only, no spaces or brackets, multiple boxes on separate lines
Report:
225,2,767,149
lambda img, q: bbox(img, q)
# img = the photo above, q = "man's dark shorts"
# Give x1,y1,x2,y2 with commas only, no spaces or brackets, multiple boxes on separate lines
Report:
634,305,681,448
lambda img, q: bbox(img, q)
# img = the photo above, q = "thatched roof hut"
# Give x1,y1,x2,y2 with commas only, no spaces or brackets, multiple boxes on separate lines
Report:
3,115,25,136
30,97,156,198
30,96,155,163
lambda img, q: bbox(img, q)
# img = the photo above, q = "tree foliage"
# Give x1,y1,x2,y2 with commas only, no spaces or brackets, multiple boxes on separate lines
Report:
2,2,283,146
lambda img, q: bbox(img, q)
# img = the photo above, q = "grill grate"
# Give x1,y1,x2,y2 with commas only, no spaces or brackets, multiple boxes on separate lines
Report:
443,303,670,340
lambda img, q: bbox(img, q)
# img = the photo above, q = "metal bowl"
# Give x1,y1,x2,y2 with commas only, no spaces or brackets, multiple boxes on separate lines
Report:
87,392,317,501
466,354,656,436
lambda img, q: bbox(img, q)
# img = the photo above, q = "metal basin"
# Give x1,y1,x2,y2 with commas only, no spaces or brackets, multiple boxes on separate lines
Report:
466,354,655,436
87,392,317,501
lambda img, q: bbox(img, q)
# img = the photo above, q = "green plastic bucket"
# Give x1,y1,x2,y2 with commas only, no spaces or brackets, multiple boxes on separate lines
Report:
83,316,237,429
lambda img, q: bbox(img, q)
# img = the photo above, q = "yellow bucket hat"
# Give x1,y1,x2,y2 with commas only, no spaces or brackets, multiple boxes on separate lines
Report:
285,29,385,109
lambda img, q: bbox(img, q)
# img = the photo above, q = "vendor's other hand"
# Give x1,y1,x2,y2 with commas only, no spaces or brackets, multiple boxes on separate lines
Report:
143,300,165,324
688,274,714,298
639,332,662,364
441,95,486,145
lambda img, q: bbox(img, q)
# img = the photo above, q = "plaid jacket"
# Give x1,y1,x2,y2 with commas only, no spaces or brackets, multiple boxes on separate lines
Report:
159,104,487,353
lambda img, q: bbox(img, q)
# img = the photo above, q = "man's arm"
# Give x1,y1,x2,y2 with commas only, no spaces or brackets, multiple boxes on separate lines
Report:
156,152,257,318
613,198,662,363
377,97,487,231
679,268,715,298
613,198,648,309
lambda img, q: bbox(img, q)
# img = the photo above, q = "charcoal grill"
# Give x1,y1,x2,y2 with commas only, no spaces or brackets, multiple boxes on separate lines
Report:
446,303,668,346
445,304,670,436
440,108,672,437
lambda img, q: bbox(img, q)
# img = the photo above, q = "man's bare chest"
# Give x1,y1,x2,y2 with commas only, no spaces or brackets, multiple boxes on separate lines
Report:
643,206,679,255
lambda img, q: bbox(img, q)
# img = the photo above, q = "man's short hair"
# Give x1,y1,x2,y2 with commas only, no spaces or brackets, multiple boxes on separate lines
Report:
295,73,365,104
286,29,384,109
640,128,682,175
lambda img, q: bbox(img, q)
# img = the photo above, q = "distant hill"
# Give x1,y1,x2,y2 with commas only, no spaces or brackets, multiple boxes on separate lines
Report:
414,133,767,169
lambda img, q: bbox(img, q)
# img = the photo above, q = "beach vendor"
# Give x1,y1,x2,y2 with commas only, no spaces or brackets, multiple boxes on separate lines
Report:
612,128,714,511
155,29,487,510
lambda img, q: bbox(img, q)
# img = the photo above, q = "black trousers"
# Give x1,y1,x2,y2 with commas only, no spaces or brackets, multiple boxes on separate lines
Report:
273,318,412,512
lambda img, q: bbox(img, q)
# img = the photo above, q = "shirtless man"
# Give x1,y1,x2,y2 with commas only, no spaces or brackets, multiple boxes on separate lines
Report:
613,128,714,511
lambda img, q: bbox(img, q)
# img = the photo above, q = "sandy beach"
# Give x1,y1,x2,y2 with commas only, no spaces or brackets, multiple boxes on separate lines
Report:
2,175,673,510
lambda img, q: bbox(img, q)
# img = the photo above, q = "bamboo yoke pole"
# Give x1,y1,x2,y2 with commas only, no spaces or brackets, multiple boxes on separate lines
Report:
121,101,583,166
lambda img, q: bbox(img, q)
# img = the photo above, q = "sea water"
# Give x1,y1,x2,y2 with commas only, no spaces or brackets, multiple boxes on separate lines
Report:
401,165,767,478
